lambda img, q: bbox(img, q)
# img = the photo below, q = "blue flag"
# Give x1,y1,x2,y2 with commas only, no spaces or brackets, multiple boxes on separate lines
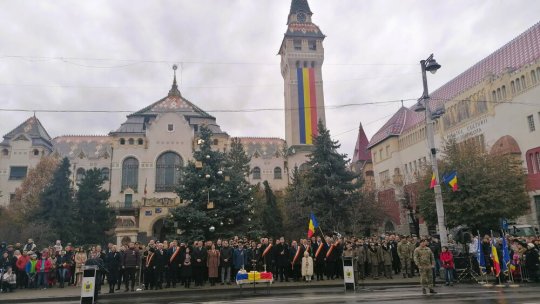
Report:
501,234,511,274
476,234,486,275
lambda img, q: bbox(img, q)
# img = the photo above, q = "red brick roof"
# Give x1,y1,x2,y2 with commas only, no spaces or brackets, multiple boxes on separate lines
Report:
352,123,372,162
369,21,540,147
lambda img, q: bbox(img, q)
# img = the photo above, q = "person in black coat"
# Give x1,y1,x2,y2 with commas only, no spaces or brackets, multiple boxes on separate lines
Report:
154,243,166,289
313,236,327,281
181,247,193,288
105,246,121,293
525,243,539,282
166,241,182,288
85,251,108,303
275,237,289,282
289,240,304,281
192,241,207,287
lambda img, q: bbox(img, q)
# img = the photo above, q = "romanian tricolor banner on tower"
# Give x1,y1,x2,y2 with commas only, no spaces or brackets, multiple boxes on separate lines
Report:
429,173,436,189
307,213,319,238
297,68,318,144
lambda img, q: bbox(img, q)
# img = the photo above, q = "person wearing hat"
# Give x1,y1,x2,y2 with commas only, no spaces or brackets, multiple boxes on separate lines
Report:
525,243,539,282
413,239,436,295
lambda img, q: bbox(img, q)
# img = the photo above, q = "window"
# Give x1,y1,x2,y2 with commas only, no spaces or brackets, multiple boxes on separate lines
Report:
155,152,183,192
308,40,316,51
379,170,390,184
9,166,27,180
213,139,219,145
33,149,39,156
2,148,9,156
511,81,515,94
122,157,139,191
124,194,133,208
76,168,85,181
252,167,261,180
535,196,540,228
502,85,507,99
497,88,502,101
137,138,144,145
379,149,383,160
120,138,126,145
311,61,315,68
516,78,521,91
293,39,301,50
536,152,540,173
532,70,538,84
274,167,282,179
521,75,526,89
528,115,536,132
101,167,110,181
193,124,198,132
492,90,497,101
9,193,16,204
167,124,174,132
385,146,390,157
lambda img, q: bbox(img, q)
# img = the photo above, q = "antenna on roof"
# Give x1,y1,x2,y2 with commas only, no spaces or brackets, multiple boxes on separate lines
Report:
169,64,181,97
400,100,404,108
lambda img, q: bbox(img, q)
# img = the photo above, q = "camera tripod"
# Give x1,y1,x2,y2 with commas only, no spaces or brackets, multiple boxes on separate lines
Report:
455,245,484,284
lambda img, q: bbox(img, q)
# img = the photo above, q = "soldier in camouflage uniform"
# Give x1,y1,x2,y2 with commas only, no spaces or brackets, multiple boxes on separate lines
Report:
413,239,436,295
367,242,381,279
355,239,367,282
397,237,414,278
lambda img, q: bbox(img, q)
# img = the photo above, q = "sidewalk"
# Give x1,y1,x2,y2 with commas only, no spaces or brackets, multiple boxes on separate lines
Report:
0,277,420,303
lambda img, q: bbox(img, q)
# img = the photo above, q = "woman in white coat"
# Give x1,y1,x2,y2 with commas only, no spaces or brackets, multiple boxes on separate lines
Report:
301,251,314,282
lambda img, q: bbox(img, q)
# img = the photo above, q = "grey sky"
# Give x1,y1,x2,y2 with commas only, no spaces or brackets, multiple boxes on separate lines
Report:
1,0,539,158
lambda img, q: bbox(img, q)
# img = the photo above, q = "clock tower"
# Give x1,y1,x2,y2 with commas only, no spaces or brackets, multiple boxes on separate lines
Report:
279,0,326,148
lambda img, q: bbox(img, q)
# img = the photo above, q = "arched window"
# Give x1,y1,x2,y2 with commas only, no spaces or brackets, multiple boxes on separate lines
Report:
120,138,126,145
252,167,261,180
122,157,139,191
496,88,502,101
531,70,537,84
274,167,282,179
502,85,507,99
33,149,39,156
521,75,526,89
155,152,183,192
128,138,134,145
1,149,8,156
137,138,144,145
492,90,497,101
511,81,515,93
76,168,85,182
101,167,110,181
213,139,219,145
516,78,521,91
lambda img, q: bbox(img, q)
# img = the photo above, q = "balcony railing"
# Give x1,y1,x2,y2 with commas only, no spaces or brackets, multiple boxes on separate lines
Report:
110,201,142,209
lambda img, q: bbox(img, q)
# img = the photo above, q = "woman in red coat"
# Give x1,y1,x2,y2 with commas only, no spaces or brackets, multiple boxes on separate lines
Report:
35,251,53,289
439,246,454,286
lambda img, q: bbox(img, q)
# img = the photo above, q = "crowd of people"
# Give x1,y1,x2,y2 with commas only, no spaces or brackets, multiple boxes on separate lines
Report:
1,232,539,296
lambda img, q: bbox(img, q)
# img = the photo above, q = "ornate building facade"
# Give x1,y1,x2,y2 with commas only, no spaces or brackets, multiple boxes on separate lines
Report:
0,0,327,244
368,22,540,235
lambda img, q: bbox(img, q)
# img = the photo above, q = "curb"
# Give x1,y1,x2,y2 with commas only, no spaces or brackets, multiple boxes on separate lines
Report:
0,281,421,303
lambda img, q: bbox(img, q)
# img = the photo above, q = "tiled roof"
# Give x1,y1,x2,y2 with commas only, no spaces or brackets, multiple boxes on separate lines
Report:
1,116,53,148
368,107,413,148
285,22,325,39
352,123,371,162
370,21,540,147
53,135,112,160
290,0,312,14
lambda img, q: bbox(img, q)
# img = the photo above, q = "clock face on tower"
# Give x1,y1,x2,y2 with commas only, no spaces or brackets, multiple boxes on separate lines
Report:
297,12,306,23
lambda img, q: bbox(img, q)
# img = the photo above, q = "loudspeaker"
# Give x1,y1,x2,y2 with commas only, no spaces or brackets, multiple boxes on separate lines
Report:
455,228,472,244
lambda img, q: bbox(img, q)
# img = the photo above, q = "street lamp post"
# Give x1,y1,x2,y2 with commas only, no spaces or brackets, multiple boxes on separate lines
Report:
415,53,448,247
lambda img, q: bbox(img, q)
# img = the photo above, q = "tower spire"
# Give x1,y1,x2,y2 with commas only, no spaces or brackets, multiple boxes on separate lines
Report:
168,64,181,97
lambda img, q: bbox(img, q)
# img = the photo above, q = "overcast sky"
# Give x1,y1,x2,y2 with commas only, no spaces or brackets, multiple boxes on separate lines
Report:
1,0,539,158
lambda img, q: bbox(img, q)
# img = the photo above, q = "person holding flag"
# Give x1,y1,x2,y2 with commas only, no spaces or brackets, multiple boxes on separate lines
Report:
476,233,487,276
501,233,511,282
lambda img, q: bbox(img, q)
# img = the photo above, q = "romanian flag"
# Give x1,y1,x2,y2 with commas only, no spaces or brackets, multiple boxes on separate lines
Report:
491,239,501,277
429,173,436,189
297,68,319,144
443,171,458,192
307,213,319,238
